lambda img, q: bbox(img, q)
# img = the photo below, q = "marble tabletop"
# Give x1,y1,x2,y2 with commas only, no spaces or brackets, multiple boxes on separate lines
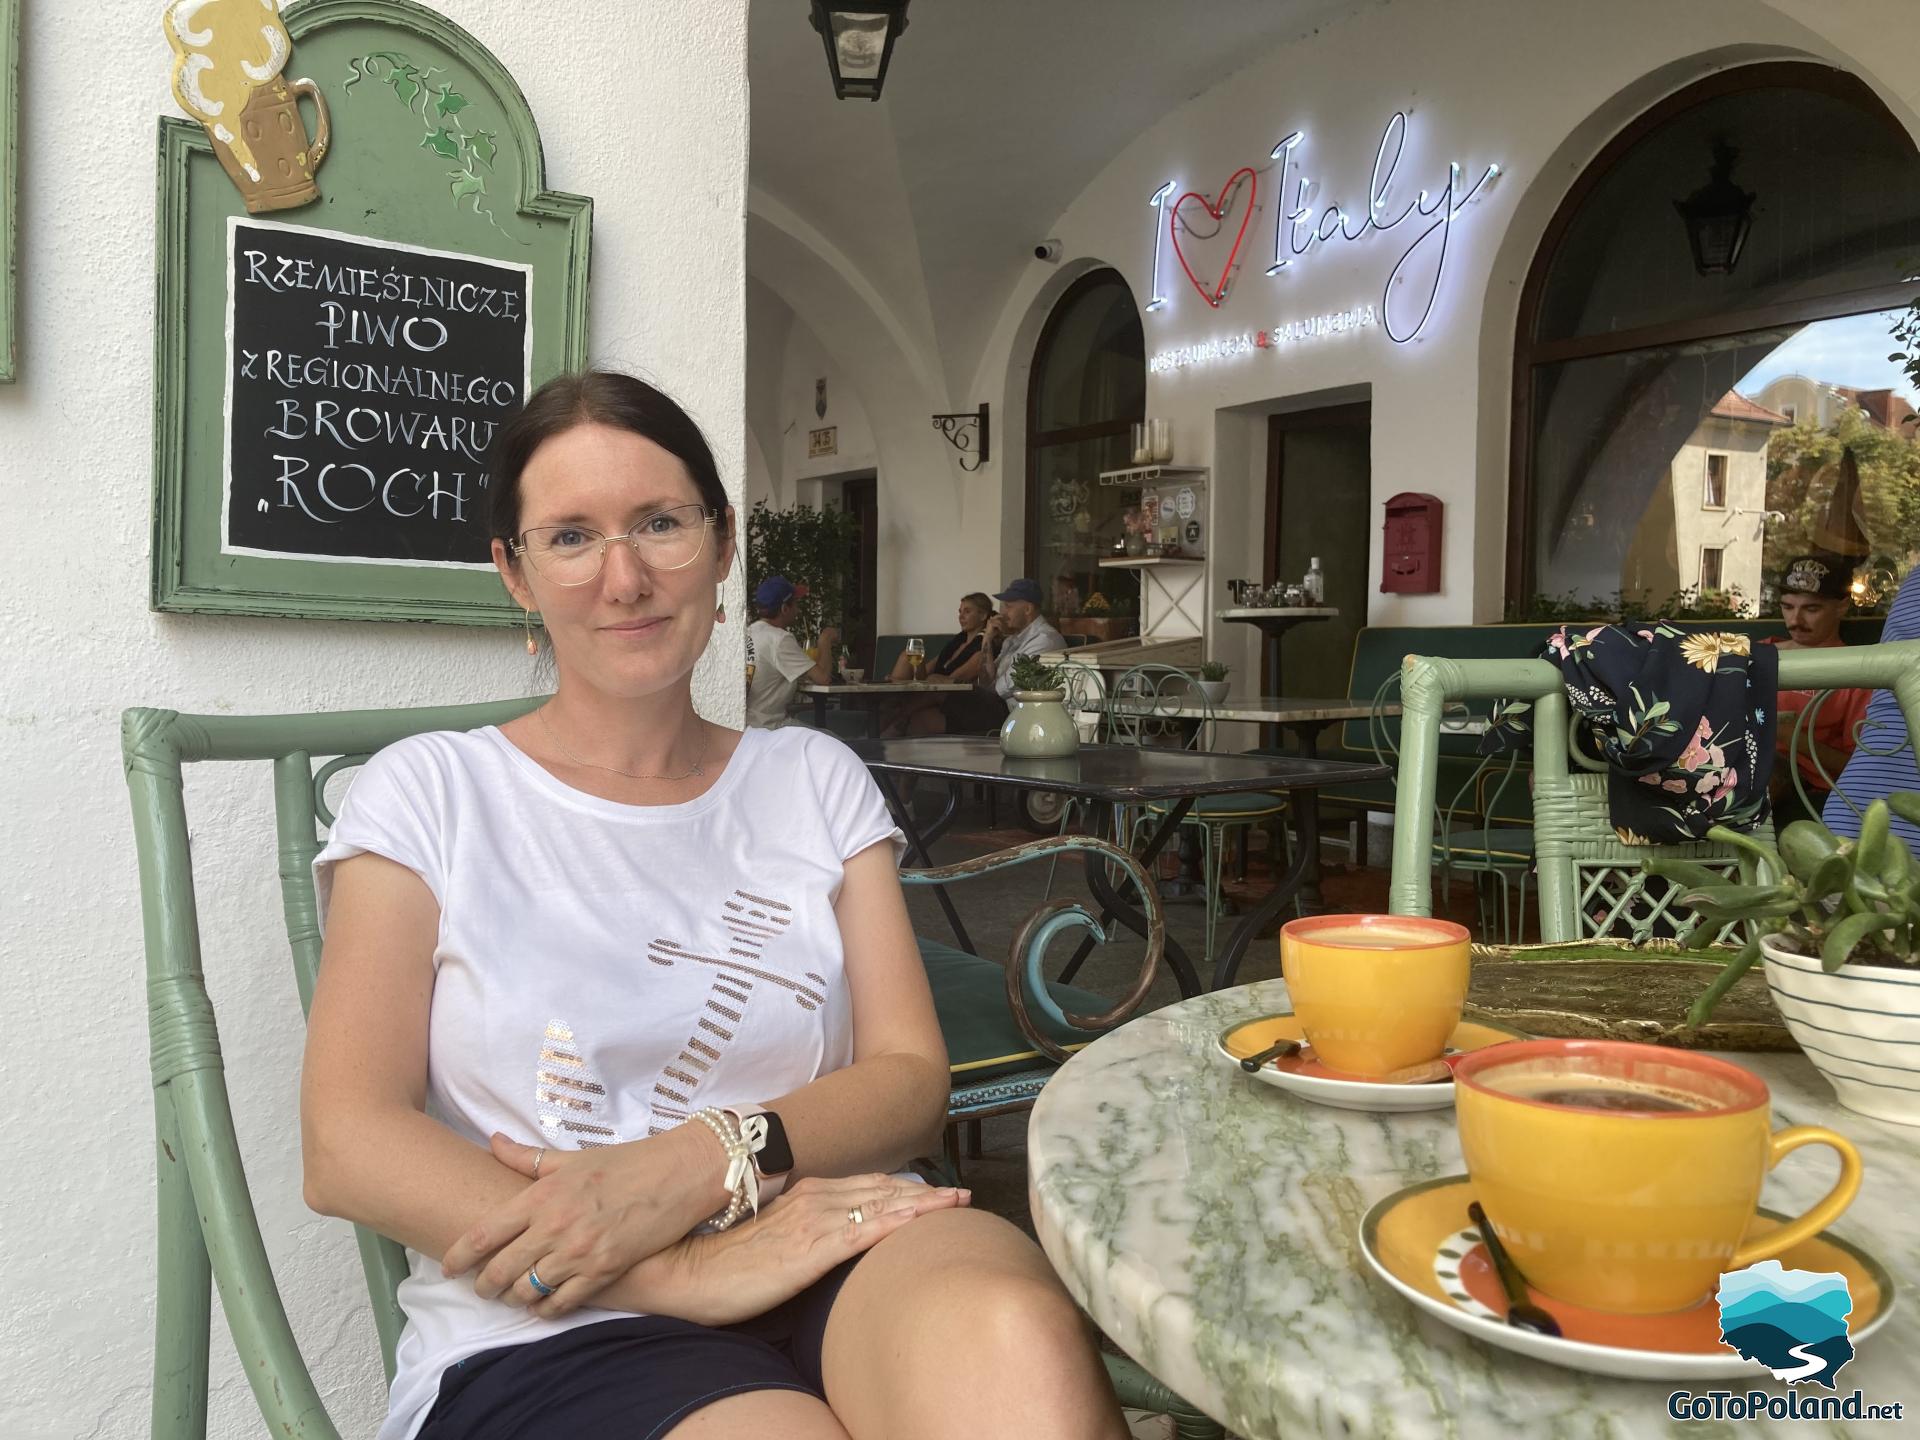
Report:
1028,979,1918,1439
796,681,971,694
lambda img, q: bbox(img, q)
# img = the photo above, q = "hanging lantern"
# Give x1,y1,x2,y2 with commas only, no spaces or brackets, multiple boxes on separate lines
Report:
808,1,910,102
1673,139,1756,276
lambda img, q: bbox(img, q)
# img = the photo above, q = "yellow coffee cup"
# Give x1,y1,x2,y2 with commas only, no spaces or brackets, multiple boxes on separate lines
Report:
1454,1039,1863,1314
1279,914,1470,1077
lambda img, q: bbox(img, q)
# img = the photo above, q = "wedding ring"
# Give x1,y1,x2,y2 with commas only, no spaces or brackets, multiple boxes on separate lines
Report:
848,1205,866,1226
533,1147,545,1180
527,1269,556,1297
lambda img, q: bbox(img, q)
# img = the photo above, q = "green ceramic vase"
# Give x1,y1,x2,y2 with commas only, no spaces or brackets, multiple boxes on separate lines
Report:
1000,689,1079,758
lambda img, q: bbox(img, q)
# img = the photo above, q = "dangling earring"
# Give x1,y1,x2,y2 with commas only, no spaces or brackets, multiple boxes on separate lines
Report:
523,608,538,655
715,600,727,625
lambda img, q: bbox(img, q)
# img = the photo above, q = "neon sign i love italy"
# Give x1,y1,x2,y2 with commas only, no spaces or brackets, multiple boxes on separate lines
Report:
1144,111,1501,344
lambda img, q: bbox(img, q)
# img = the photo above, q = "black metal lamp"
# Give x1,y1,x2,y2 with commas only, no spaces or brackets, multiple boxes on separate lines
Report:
1673,139,1756,276
808,1,910,101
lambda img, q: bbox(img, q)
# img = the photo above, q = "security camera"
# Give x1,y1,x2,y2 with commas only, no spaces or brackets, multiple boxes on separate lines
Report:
1034,239,1063,263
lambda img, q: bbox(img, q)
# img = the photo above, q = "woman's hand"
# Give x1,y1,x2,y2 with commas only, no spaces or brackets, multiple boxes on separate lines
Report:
601,1174,970,1328
441,1129,720,1316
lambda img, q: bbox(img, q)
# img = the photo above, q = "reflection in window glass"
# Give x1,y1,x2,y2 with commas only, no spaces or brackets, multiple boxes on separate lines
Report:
1521,310,1919,617
1027,273,1145,627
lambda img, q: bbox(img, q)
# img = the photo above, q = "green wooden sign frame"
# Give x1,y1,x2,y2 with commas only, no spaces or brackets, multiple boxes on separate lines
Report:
0,0,18,382
152,0,591,625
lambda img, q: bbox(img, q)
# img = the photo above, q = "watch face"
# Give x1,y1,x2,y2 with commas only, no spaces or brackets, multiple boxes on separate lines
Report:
756,1111,795,1175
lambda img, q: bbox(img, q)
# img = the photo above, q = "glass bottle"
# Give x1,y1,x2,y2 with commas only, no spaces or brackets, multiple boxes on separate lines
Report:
1304,556,1325,605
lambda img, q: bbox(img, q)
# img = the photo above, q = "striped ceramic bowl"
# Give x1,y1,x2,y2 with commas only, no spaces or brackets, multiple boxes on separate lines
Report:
1761,936,1920,1126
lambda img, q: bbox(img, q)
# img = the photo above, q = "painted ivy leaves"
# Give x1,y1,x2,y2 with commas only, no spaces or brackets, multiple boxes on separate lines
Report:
345,52,502,220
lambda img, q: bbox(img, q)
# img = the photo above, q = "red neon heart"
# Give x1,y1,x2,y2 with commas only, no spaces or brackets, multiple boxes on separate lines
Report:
1171,167,1259,308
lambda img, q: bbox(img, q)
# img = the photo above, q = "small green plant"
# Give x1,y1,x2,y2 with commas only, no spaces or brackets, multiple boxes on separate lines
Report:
1199,660,1230,682
1009,654,1065,694
1646,795,1920,1024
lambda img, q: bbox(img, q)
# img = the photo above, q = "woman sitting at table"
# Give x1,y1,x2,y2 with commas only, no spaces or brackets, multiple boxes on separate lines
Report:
301,371,1125,1440
880,592,995,737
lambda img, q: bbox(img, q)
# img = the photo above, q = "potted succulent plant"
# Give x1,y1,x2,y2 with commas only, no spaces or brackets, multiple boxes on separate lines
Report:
1193,660,1230,706
1648,796,1920,1125
1000,654,1079,759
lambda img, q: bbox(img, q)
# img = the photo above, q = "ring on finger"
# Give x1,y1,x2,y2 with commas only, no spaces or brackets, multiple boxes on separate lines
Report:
533,1147,545,1180
527,1268,556,1298
848,1205,865,1226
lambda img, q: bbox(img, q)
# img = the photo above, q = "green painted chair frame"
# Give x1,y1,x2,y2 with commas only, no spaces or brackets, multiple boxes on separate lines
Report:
121,699,1221,1440
1386,642,1920,940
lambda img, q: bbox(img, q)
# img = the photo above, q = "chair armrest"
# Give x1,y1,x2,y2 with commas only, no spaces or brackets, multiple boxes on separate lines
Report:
901,834,1163,1062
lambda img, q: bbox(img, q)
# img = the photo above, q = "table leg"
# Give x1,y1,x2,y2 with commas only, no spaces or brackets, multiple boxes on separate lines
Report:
875,772,976,955
1211,785,1319,991
1284,720,1333,913
1063,799,1203,999
812,692,829,728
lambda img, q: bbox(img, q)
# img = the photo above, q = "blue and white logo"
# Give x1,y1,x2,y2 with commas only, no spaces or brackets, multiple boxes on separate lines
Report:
1716,1261,1855,1391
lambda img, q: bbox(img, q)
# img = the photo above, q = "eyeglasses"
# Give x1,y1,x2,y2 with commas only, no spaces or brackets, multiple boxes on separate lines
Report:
511,505,718,586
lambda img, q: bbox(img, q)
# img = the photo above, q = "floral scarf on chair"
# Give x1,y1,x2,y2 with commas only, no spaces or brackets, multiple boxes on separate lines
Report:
1480,622,1778,844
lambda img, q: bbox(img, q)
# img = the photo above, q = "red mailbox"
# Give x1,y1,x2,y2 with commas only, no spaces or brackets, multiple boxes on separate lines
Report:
1380,492,1442,594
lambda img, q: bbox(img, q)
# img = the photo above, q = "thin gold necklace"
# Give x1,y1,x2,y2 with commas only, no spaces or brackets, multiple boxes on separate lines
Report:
536,706,707,782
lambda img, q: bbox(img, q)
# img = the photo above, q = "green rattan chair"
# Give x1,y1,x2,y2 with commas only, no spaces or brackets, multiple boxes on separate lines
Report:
1387,641,1920,940
121,699,1221,1440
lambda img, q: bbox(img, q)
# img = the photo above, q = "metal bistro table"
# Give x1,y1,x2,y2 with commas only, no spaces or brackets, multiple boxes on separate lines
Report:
848,736,1388,995
1030,977,1920,1440
797,680,972,737
1216,607,1338,718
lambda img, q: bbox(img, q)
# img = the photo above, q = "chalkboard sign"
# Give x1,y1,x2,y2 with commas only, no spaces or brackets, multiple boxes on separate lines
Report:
223,218,529,567
151,0,591,625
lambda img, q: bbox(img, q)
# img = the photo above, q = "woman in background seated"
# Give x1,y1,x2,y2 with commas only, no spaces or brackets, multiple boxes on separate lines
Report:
881,593,995,737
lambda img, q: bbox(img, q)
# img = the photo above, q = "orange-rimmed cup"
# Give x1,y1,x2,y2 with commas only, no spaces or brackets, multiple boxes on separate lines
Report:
1278,914,1470,1077
1454,1039,1863,1314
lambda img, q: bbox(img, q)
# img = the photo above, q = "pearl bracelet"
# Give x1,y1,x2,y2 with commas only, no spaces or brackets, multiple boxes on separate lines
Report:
692,1107,758,1230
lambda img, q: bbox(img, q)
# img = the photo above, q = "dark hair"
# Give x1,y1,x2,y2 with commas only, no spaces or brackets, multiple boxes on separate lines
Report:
489,371,730,548
961,591,994,618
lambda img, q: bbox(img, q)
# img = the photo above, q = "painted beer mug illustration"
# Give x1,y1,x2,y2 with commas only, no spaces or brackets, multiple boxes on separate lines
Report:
165,0,331,213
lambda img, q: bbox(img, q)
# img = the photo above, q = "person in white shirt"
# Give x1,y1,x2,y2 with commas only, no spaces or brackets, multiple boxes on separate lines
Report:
302,371,1124,1440
978,577,1068,699
746,575,837,729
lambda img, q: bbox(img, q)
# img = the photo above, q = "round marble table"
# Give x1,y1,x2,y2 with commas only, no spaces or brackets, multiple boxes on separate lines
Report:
1028,978,1919,1439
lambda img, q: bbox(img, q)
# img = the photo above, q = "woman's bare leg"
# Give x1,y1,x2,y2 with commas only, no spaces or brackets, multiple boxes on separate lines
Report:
820,1209,1126,1440
905,705,948,736
665,1388,851,1439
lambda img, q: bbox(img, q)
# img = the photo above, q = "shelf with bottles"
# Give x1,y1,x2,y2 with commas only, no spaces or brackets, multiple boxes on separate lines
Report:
1097,465,1209,489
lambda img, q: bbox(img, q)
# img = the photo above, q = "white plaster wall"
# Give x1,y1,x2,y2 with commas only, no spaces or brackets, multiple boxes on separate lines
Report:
775,320,877,486
960,0,1920,652
0,2,748,1435
1670,420,1772,604
748,200,997,634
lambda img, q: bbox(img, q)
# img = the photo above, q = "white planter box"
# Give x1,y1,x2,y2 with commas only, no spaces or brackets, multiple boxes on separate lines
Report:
1761,936,1920,1127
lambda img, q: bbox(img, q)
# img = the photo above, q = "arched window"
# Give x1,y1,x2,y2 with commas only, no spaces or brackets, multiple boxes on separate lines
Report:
1509,64,1920,615
1026,270,1146,622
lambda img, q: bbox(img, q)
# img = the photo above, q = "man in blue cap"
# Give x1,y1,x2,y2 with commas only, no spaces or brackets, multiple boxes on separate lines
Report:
979,578,1066,699
746,576,837,728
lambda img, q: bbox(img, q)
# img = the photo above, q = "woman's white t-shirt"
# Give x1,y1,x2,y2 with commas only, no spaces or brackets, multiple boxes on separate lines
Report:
312,722,906,1440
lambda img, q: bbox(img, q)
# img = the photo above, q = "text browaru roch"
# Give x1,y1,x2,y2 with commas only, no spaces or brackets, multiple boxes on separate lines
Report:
268,398,498,463
244,349,520,409
239,248,524,319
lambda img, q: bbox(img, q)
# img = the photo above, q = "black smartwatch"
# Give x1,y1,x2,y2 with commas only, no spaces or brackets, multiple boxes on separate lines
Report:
753,1109,795,1175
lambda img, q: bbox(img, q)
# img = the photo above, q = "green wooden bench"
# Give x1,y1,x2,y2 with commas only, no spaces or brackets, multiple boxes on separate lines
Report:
121,698,1220,1440
1276,617,1888,835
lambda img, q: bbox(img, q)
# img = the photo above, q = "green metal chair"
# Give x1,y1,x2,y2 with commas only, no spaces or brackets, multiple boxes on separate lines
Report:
1106,663,1292,969
1360,670,1536,942
1387,642,1920,940
120,699,1221,1440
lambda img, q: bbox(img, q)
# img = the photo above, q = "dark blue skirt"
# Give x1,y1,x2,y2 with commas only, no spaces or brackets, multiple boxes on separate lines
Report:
416,1258,858,1439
